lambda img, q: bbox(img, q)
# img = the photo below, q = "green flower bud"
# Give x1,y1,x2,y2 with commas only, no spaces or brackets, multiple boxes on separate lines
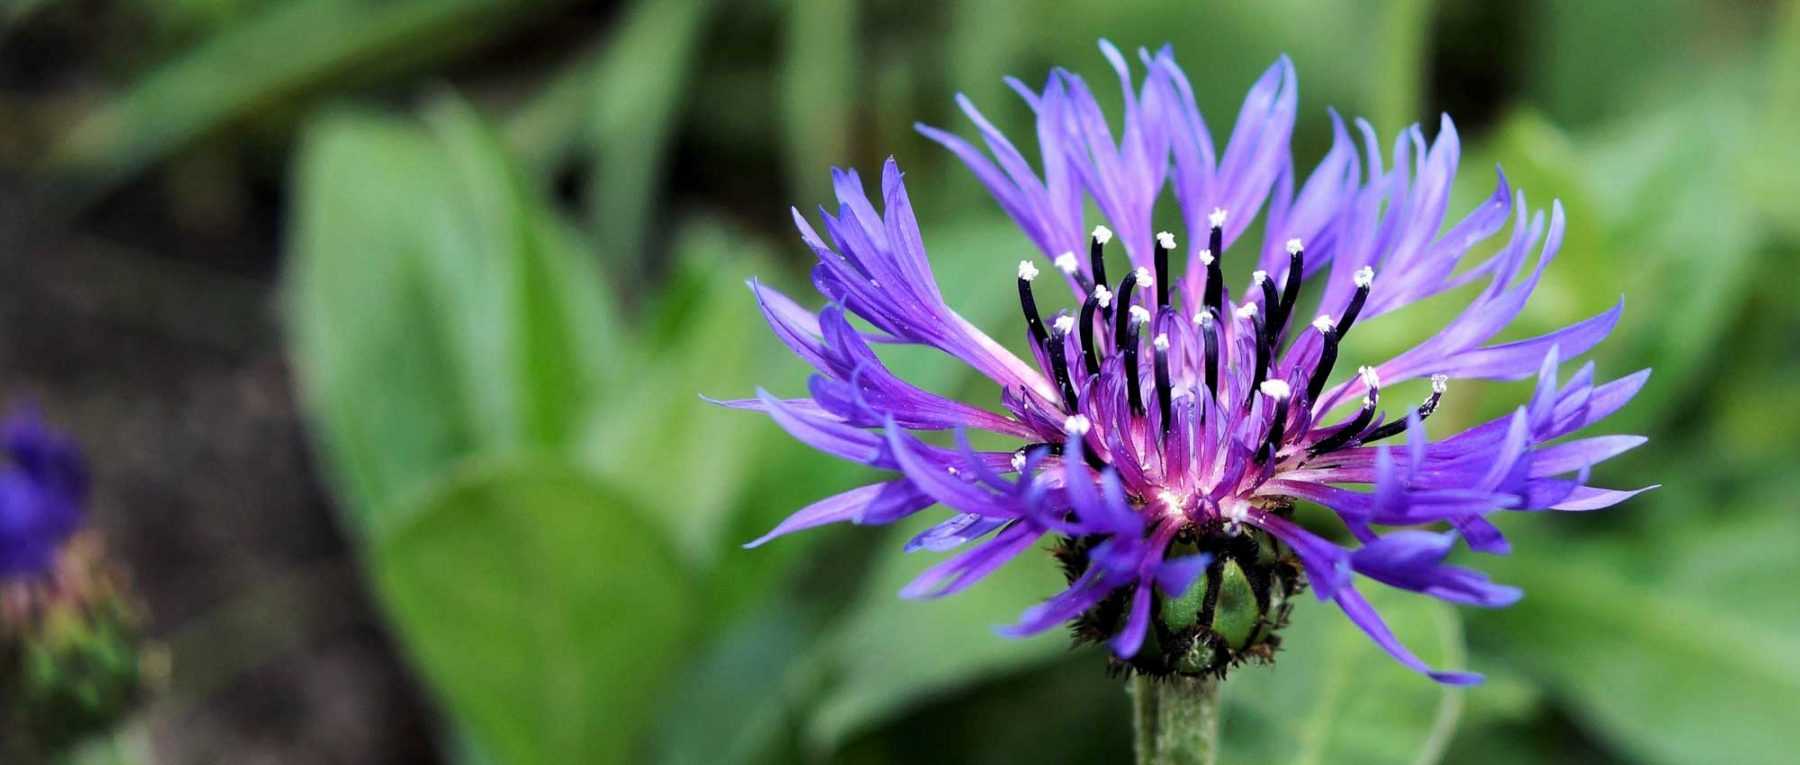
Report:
2,533,150,758
1056,507,1305,680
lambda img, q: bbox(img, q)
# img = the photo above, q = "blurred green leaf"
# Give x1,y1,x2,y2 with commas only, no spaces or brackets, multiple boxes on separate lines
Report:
50,0,569,200
1524,0,1696,127
578,218,789,569
424,96,615,450
1749,0,1800,240
1459,91,1760,429
1473,508,1800,765
803,520,1076,753
287,103,616,535
648,603,813,765
373,456,695,765
584,0,715,268
1368,0,1432,132
287,112,477,528
781,0,857,206
1221,590,1467,765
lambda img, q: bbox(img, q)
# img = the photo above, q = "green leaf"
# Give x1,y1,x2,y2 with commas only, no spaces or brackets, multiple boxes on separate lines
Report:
781,0,858,207
1220,590,1467,765
1749,0,1800,239
286,112,479,529
287,105,617,536
577,218,794,569
372,457,695,765
424,96,616,450
583,0,716,266
50,0,570,201
1472,505,1800,765
804,519,1077,753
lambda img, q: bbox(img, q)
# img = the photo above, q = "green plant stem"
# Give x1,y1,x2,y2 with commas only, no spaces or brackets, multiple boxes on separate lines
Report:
1131,675,1222,765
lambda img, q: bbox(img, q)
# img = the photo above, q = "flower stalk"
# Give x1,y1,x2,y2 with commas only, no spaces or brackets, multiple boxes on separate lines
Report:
1131,674,1221,765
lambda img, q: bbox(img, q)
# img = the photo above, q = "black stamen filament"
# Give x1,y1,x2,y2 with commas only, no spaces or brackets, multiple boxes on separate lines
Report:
1018,272,1049,352
1305,323,1340,404
1122,317,1145,415
1307,388,1378,456
1079,293,1103,379
1153,334,1173,437
1112,272,1141,348
1338,276,1372,338
1271,246,1304,337
1154,237,1172,310
1244,310,1270,409
1019,440,1106,471
1203,224,1225,319
1360,382,1446,444
1089,233,1111,310
1046,321,1081,412
1255,274,1280,352
1257,392,1290,463
1199,311,1219,400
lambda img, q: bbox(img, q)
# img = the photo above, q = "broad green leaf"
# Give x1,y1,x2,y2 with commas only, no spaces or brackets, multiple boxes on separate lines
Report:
579,218,790,569
286,113,479,528
373,457,695,765
287,105,617,536
50,0,570,201
1221,590,1467,765
648,603,814,765
804,519,1077,753
1472,509,1800,765
424,96,615,450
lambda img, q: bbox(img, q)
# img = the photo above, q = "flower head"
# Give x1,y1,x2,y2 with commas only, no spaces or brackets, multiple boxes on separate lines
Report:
724,43,1649,684
0,410,88,581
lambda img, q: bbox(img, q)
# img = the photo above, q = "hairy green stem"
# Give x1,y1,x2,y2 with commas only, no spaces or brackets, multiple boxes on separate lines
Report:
1131,674,1222,765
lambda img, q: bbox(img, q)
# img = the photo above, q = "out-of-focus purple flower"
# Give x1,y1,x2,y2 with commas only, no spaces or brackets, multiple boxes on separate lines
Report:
0,410,89,581
723,42,1650,684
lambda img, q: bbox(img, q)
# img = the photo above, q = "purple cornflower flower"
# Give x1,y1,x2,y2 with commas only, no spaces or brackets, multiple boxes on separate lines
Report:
0,410,89,581
724,43,1650,684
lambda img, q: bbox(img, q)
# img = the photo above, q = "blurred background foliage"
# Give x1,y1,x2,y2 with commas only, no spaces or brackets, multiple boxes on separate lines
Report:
2,0,1797,762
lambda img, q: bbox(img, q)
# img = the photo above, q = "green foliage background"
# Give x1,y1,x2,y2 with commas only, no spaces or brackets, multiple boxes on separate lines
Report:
14,0,1800,762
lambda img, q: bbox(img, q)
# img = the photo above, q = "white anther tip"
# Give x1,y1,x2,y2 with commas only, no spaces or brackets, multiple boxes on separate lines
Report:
1156,231,1178,249
1312,314,1336,332
1053,251,1079,273
1094,285,1114,308
1129,305,1152,325
1252,269,1269,284
1052,314,1076,335
1152,333,1170,351
1208,208,1229,228
1011,452,1027,472
1354,266,1375,288
1063,414,1092,436
1359,366,1381,389
1286,238,1304,255
1017,260,1040,281
1091,225,1114,244
1197,249,1215,266
1135,266,1154,287
1235,303,1259,320
1193,310,1215,328
1431,373,1449,393
1259,379,1292,399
